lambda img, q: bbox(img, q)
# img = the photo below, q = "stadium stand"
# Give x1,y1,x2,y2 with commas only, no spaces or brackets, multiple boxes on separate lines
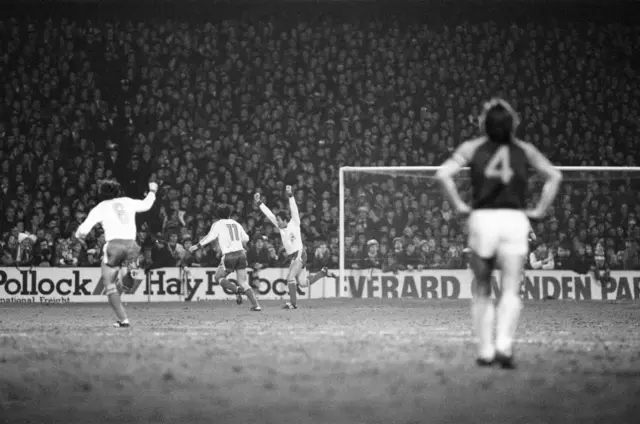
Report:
0,0,639,274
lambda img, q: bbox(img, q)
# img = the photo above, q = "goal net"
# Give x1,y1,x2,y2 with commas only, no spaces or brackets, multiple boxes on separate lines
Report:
338,166,640,299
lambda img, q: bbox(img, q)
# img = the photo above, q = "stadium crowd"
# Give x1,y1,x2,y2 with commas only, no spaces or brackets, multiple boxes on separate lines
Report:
1,2,639,274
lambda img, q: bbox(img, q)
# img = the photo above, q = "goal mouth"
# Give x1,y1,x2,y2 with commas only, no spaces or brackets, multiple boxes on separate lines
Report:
338,166,640,294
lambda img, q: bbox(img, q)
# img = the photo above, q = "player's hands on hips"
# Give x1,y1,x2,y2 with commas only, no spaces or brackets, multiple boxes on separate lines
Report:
285,185,293,197
455,202,471,215
526,208,545,220
149,182,159,193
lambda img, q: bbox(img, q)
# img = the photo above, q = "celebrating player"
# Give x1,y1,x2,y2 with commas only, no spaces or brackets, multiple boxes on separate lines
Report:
189,205,261,311
435,98,562,368
255,185,331,309
75,180,158,328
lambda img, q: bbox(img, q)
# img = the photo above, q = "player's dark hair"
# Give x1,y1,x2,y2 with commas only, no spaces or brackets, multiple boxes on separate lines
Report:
217,205,232,219
276,211,288,222
98,180,122,201
480,98,520,144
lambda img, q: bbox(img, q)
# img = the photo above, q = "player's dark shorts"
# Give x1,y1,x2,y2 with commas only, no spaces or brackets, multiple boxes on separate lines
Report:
286,249,307,269
104,239,141,268
220,250,248,273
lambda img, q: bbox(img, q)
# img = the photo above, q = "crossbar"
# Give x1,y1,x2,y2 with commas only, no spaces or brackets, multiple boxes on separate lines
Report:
341,166,640,172
337,165,640,292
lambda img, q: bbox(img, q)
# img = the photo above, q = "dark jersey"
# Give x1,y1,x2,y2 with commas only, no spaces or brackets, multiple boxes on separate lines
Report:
453,137,530,210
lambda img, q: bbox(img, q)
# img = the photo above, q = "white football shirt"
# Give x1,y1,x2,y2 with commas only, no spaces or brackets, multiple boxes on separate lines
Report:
200,219,249,255
279,219,303,256
260,197,303,257
76,193,156,242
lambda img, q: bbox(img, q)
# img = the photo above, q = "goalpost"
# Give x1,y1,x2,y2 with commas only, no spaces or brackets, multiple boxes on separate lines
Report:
338,166,640,297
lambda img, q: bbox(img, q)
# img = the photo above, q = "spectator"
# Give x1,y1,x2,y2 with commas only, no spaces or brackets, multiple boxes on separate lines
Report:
266,244,280,268
401,243,421,271
151,235,176,269
362,239,382,269
33,238,54,267
16,233,36,266
310,241,332,271
139,248,155,271
443,242,465,269
385,238,406,273
83,248,101,267
569,245,593,275
622,240,639,270
553,242,573,271
529,243,555,270
417,241,433,271
345,244,362,269
248,236,271,271
1,249,13,266
431,253,446,270
57,238,79,268
167,233,186,266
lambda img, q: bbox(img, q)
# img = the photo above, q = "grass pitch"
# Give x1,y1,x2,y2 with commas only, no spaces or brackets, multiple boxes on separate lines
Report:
1,299,639,424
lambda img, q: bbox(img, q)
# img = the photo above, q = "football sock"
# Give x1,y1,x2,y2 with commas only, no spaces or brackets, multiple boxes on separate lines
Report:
472,297,496,360
245,288,259,308
495,292,522,356
288,282,297,306
107,292,128,322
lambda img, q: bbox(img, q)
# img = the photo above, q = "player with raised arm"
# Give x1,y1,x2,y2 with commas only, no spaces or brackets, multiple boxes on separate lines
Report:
189,205,261,311
254,185,331,309
75,180,158,328
435,98,562,369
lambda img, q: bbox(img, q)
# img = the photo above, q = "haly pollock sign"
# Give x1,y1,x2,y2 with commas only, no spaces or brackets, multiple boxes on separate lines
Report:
342,269,640,300
0,267,337,303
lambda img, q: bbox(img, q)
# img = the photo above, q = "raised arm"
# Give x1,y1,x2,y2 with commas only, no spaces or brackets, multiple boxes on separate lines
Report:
75,205,102,239
286,185,300,225
255,193,279,227
129,182,159,213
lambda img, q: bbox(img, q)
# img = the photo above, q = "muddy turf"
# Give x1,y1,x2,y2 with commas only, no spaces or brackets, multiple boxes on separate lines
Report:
0,299,639,424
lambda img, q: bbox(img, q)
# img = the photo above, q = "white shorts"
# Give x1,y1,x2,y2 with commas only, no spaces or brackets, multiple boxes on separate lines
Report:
467,209,530,259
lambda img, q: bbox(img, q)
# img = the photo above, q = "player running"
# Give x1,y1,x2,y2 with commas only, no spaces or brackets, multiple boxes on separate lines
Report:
254,185,332,309
435,98,562,369
75,180,158,328
189,205,261,311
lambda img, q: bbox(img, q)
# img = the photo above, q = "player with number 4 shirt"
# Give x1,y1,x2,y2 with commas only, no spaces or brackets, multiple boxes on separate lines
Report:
436,98,562,369
190,205,262,311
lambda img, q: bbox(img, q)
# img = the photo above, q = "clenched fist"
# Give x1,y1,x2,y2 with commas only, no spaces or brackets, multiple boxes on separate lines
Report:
149,182,159,193
254,193,262,204
285,185,293,197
